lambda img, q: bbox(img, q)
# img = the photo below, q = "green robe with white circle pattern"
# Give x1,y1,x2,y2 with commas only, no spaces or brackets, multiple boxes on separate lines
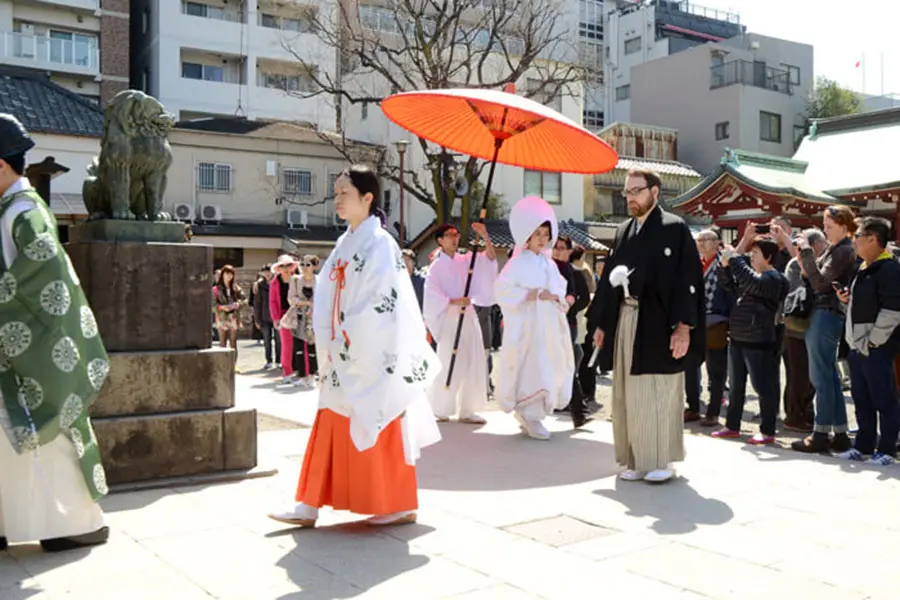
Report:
0,188,110,501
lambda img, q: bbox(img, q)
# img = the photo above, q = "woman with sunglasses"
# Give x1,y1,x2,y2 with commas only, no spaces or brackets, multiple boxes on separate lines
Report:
792,205,857,454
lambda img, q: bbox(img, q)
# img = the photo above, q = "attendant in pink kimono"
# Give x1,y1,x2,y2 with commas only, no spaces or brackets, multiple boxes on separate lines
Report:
270,254,299,382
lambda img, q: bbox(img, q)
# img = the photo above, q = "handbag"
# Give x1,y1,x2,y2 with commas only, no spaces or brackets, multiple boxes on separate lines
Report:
784,279,813,319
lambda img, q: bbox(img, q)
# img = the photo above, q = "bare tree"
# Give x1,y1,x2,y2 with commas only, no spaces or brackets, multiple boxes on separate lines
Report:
281,0,583,234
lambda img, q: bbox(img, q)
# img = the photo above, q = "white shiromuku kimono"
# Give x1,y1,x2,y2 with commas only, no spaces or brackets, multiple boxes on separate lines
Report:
424,250,496,420
495,197,574,425
313,215,441,465
0,179,105,543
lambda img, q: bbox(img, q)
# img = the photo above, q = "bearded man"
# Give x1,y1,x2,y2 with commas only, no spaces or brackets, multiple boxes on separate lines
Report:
587,169,705,483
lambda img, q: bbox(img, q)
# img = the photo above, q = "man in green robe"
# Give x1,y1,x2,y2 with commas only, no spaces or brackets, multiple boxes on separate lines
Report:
0,113,111,552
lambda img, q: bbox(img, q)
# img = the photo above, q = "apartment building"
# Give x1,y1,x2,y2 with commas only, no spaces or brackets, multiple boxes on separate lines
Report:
0,0,129,105
343,1,587,239
604,0,744,123
131,0,334,128
630,33,813,174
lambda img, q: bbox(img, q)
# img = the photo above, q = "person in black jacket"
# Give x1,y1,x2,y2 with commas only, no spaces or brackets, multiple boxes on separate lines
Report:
552,236,591,427
836,217,900,465
712,238,788,445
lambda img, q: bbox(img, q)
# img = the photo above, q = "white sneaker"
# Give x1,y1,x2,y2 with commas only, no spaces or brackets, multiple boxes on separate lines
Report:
618,469,644,481
303,375,315,388
267,503,319,527
644,469,675,483
282,375,294,385
837,448,865,461
366,510,417,526
513,411,528,432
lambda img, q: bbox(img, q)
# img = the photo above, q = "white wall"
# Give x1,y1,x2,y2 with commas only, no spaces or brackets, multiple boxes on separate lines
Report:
29,132,99,195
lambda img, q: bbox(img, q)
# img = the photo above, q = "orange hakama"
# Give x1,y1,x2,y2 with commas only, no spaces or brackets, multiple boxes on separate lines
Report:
295,408,418,515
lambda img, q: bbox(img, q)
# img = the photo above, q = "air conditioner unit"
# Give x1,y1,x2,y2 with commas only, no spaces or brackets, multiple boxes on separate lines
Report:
286,207,308,230
173,203,194,222
200,204,222,222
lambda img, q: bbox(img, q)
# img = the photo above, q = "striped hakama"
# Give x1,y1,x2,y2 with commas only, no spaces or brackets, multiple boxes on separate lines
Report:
612,299,685,472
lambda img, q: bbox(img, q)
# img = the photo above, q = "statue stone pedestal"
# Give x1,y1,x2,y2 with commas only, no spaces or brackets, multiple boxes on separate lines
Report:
67,231,265,488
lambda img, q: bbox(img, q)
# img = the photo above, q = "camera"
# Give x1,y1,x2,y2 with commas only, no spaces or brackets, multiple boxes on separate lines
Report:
755,224,770,234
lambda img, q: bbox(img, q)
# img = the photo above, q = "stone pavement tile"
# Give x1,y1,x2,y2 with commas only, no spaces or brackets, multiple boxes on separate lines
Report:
139,525,360,600
444,583,541,600
9,535,209,600
563,531,675,561
772,552,899,598
379,508,526,556
283,523,492,598
600,543,864,600
438,531,682,600
101,486,244,541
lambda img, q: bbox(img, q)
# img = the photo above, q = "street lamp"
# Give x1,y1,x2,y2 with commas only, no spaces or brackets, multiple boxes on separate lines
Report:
394,140,409,245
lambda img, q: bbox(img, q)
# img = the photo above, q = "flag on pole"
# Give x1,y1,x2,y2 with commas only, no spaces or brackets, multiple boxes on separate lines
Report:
856,60,861,68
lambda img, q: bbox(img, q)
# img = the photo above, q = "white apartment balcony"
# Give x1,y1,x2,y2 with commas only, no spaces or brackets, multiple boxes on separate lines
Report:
0,31,99,77
21,0,99,12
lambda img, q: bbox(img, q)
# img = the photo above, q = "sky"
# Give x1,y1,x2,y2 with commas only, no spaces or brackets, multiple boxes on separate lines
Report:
693,0,899,97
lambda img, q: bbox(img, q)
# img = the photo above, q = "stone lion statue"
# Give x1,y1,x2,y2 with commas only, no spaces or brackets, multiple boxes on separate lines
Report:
83,90,176,221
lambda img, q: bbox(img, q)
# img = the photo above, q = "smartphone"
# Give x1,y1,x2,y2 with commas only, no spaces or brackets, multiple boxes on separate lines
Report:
755,224,770,234
832,282,848,294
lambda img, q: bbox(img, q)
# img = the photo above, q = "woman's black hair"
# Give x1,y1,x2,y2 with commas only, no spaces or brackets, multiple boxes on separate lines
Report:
3,152,25,176
339,164,385,226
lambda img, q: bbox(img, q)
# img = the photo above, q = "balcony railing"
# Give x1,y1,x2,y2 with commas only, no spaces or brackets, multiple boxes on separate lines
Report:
0,31,99,70
651,1,741,24
710,60,792,95
181,1,245,23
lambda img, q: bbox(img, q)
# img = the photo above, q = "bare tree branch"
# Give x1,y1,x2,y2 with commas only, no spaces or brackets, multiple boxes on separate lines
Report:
276,0,582,225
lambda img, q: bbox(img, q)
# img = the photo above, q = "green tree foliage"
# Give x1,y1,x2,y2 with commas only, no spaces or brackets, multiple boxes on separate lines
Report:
807,77,861,120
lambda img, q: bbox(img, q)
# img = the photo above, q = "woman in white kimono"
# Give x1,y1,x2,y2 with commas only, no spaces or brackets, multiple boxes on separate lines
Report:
267,165,441,528
494,196,575,440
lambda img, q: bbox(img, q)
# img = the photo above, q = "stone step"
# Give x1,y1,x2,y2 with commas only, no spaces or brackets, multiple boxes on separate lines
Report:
91,347,235,418
92,407,257,485
66,239,213,352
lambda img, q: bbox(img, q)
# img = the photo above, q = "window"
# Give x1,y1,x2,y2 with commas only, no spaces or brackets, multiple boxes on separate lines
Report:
282,168,313,195
49,30,97,67
142,8,149,34
615,84,630,101
624,36,642,55
793,125,806,146
260,13,279,28
583,109,604,130
183,1,224,20
579,0,604,40
715,121,730,141
213,248,244,269
759,111,782,143
142,68,150,93
182,61,224,82
259,72,315,93
782,64,800,86
612,192,627,217
524,170,562,204
361,102,368,120
197,162,233,191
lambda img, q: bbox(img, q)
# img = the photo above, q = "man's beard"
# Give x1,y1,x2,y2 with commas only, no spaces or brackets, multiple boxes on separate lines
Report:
628,198,656,218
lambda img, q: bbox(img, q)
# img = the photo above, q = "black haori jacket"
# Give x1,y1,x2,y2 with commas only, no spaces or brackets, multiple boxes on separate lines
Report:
587,206,706,375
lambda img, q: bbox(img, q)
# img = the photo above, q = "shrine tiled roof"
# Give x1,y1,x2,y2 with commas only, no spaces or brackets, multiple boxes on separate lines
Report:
666,148,838,210
0,66,103,137
795,107,900,195
614,156,703,179
471,219,609,251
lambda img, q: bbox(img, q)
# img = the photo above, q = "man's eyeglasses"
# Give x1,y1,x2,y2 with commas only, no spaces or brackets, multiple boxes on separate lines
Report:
854,231,873,239
623,186,649,198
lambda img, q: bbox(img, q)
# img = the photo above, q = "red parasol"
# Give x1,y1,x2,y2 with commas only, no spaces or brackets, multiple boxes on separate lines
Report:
382,85,618,388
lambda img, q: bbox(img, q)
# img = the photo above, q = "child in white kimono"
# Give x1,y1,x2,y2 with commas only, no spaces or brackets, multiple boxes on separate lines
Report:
494,196,575,440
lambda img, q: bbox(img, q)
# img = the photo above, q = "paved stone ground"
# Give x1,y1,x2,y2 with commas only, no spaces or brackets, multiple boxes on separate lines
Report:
3,343,891,600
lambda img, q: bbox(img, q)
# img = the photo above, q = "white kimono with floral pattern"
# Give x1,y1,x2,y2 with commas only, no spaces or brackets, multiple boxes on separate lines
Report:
313,216,441,464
